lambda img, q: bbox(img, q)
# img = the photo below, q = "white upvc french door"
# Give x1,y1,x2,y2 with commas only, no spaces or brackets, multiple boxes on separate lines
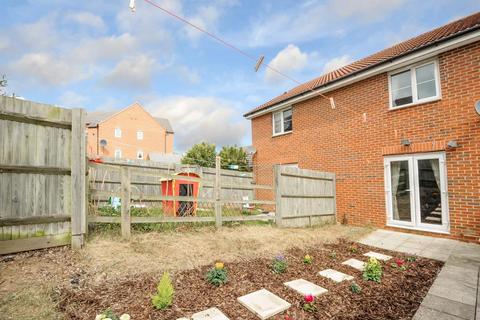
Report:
384,152,449,233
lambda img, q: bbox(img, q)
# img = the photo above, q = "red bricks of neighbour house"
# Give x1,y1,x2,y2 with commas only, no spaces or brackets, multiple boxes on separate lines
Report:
251,42,480,242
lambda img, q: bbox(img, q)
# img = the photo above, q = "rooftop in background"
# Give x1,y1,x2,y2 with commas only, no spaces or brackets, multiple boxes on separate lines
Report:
244,11,480,118
86,103,174,133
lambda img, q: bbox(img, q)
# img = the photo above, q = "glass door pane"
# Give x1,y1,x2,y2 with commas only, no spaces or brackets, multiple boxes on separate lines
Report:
390,160,412,222
417,159,442,225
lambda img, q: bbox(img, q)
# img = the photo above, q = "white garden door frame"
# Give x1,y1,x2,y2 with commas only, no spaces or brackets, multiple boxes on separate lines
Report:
384,152,450,234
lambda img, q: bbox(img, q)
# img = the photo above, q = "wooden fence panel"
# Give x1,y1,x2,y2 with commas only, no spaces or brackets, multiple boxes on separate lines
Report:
275,165,336,227
0,96,86,254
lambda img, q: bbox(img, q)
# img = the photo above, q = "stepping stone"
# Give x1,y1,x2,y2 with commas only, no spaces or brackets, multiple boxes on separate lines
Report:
364,251,392,261
237,288,291,320
178,307,230,320
342,258,366,271
284,279,328,296
318,269,354,282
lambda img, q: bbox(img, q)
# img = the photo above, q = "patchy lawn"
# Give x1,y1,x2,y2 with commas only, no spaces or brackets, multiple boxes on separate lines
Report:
0,224,370,320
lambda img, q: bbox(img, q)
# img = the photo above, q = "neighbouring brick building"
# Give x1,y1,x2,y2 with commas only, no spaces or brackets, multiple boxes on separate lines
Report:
245,12,480,242
86,102,174,160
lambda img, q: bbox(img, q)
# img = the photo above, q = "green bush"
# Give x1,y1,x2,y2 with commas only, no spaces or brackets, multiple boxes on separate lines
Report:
350,282,362,293
272,255,287,274
363,257,382,283
152,272,174,310
206,267,228,286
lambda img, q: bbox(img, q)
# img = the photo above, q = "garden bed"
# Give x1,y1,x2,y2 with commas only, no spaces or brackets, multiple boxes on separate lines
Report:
58,239,443,319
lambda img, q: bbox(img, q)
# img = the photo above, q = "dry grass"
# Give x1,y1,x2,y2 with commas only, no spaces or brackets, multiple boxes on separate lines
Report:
0,224,372,319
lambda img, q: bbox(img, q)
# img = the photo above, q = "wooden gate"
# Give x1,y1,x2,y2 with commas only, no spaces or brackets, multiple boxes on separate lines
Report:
0,96,86,254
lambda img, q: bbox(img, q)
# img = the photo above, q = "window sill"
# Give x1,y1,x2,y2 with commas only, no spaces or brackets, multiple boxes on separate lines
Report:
272,131,292,138
386,222,450,235
389,97,441,111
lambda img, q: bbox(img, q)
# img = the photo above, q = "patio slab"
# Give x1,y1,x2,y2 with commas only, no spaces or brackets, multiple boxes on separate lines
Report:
359,229,480,320
284,279,328,296
342,258,366,271
177,308,230,320
318,269,354,282
363,251,392,261
237,289,290,319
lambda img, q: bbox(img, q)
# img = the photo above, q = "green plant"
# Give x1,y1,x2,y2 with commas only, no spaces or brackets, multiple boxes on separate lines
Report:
272,255,287,274
182,142,216,168
95,309,130,320
350,282,362,294
206,262,228,286
152,272,174,310
302,294,316,312
406,256,417,262
219,145,250,171
329,251,337,259
363,257,382,283
303,254,313,264
349,244,359,253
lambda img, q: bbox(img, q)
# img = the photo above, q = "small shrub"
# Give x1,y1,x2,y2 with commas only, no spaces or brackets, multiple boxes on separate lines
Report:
302,294,317,312
152,272,174,310
206,262,228,286
391,258,408,271
406,256,417,263
303,254,313,264
349,244,359,253
363,257,382,283
272,255,287,274
329,251,337,259
95,310,130,320
350,282,362,294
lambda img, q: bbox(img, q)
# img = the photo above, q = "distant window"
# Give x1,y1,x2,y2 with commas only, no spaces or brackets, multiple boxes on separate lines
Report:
137,150,144,160
114,127,122,138
137,131,144,140
272,107,293,135
114,149,122,159
389,60,440,108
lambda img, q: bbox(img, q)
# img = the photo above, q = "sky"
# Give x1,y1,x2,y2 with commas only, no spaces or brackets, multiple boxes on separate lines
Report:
1,0,479,152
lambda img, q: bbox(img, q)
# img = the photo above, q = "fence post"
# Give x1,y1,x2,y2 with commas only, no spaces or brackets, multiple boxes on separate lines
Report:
274,165,283,227
214,156,222,228
71,108,86,250
121,166,131,239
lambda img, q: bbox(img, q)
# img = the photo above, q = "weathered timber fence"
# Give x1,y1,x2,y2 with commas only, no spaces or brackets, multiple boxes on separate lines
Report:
88,156,276,238
0,96,87,254
274,165,336,227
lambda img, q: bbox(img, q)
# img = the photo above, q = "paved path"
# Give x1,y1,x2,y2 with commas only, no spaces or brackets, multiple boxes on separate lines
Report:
359,230,480,320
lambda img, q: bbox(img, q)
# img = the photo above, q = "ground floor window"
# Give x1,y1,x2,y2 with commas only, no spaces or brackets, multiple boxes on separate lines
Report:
384,152,449,233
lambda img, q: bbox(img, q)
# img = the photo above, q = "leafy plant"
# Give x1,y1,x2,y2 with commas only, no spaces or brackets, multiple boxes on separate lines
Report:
363,257,382,283
95,310,130,320
206,262,228,286
219,145,250,172
349,244,359,253
272,255,287,274
391,258,408,271
350,282,362,294
302,294,317,312
406,256,417,263
182,142,216,168
152,272,174,310
329,251,337,259
303,254,313,264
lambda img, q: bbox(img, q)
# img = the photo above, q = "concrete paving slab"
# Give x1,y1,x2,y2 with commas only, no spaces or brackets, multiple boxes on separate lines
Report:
318,269,354,282
191,308,230,320
342,258,366,271
237,289,290,320
284,279,328,297
419,249,450,262
413,306,465,320
421,294,475,320
364,251,392,261
429,282,477,306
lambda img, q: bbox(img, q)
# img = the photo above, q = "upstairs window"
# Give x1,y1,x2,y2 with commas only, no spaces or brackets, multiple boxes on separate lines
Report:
114,149,122,159
137,130,144,140
273,107,293,135
137,150,144,160
389,60,440,108
114,127,122,138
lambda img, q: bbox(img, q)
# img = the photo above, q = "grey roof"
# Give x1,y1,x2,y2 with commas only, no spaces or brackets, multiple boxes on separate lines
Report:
85,110,174,133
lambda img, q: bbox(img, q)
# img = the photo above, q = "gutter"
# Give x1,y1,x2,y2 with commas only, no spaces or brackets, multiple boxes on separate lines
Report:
244,28,480,119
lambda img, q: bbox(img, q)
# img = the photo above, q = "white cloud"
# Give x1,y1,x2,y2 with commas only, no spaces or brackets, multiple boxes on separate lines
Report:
146,96,248,151
65,11,106,30
265,44,309,84
58,91,88,108
184,5,221,40
177,66,201,84
72,33,137,62
246,0,405,47
103,54,157,88
323,55,352,73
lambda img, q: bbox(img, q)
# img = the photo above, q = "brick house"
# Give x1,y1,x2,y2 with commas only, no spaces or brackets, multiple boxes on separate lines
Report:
86,102,174,160
245,12,480,242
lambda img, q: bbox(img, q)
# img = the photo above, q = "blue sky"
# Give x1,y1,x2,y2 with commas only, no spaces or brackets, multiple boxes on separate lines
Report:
1,0,478,151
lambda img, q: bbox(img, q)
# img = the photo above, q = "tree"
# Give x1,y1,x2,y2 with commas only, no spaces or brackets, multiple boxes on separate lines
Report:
219,145,249,171
182,142,216,168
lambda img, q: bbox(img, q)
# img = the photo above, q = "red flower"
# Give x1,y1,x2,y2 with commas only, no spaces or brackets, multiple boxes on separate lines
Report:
395,258,405,266
304,294,314,303
284,315,293,320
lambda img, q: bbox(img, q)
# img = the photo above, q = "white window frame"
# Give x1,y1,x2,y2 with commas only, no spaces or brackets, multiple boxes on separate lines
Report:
384,152,449,234
137,130,144,140
272,107,293,136
114,127,122,138
137,150,144,160
388,59,441,110
114,149,122,159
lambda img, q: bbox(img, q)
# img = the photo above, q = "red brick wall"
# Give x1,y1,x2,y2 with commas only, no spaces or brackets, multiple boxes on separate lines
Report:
251,42,480,242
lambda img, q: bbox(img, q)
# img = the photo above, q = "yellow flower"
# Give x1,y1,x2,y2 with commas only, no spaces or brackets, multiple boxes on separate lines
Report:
305,255,311,260
215,262,224,270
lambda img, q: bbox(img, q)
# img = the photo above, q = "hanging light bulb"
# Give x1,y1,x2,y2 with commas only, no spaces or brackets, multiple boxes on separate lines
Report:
129,0,136,13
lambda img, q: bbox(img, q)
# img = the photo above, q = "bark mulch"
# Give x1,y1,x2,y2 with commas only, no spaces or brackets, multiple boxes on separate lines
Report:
58,239,443,320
